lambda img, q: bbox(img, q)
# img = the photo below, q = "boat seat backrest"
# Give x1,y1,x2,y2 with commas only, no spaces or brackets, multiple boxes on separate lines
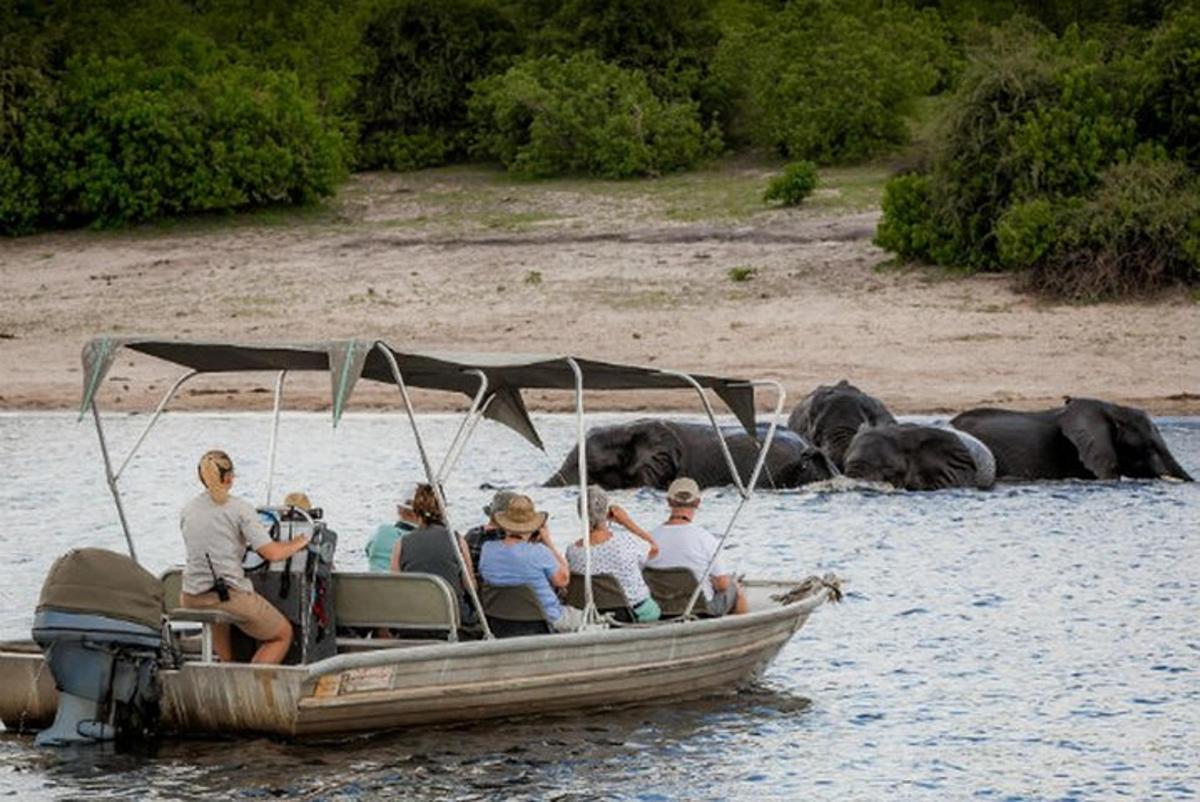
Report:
334,572,460,634
479,583,554,637
643,567,701,617
565,573,635,622
161,568,183,611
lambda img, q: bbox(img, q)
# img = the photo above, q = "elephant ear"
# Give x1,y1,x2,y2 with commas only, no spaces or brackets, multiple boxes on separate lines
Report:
628,421,684,489
1059,400,1119,479
911,428,977,490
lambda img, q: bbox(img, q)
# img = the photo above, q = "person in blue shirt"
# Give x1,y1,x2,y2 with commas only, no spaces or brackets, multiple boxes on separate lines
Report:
364,483,420,573
479,494,584,632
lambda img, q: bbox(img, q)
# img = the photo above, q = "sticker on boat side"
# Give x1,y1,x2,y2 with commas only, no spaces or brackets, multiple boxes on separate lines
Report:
340,666,393,693
312,674,342,698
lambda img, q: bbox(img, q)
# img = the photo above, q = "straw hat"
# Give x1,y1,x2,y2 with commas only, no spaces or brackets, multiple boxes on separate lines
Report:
283,491,312,510
492,494,548,535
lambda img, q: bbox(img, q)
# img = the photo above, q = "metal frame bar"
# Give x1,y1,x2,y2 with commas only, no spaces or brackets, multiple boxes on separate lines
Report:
375,344,493,640
263,370,288,506
564,358,598,628
659,370,749,497
91,368,201,562
677,379,786,620
435,369,489,484
113,369,199,482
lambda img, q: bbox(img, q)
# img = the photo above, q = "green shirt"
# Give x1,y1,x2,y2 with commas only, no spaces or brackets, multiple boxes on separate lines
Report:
365,521,415,573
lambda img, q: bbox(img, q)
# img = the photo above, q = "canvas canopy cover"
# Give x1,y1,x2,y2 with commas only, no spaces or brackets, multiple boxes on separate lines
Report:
80,337,761,449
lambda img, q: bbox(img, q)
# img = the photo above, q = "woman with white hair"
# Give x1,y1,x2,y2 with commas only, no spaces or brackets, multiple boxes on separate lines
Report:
565,486,661,622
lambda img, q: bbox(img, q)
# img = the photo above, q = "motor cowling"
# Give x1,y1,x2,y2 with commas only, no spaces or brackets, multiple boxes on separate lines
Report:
32,548,166,747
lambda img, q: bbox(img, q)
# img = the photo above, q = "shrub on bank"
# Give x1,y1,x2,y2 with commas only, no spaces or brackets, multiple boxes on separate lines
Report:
874,12,1200,299
353,0,521,171
713,0,953,162
2,47,347,233
764,161,818,207
468,54,718,179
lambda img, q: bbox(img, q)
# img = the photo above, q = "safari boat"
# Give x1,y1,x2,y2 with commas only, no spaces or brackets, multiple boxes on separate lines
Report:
0,338,839,741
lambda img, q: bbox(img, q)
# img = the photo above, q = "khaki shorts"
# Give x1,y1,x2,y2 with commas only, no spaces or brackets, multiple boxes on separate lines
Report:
181,588,289,641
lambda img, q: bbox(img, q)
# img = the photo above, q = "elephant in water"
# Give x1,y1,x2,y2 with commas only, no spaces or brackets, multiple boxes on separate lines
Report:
951,397,1193,481
788,379,896,471
543,419,837,490
843,423,997,490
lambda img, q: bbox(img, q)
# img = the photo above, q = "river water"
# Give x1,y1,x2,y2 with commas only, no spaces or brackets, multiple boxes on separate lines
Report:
0,411,1196,801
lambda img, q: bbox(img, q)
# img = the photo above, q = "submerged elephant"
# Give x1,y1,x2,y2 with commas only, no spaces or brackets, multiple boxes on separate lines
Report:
843,424,996,490
788,380,896,471
951,398,1193,481
543,419,837,490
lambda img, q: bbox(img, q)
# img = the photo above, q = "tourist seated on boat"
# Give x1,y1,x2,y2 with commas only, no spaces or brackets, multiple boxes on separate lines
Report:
479,494,585,633
644,478,748,616
464,489,517,584
390,483,477,623
364,483,421,573
565,486,662,622
179,450,311,664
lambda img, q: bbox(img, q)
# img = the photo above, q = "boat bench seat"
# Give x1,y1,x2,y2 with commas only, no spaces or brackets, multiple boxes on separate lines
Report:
644,567,712,618
333,572,460,644
565,573,635,623
480,583,553,638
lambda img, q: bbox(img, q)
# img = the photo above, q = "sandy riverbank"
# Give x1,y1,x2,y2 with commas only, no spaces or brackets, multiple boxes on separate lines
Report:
1,162,1196,417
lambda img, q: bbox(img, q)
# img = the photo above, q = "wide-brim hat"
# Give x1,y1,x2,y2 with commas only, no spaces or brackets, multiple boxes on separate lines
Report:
493,494,548,535
283,491,312,510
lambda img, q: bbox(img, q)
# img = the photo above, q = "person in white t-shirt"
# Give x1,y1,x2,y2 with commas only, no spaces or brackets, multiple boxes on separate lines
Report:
566,486,661,622
644,477,747,616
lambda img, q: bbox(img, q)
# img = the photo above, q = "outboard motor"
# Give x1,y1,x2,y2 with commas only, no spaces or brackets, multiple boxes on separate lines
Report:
32,548,165,747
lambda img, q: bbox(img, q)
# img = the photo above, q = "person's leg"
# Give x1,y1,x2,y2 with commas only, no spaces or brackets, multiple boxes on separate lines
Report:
732,583,749,614
251,617,294,664
226,590,293,665
211,622,233,661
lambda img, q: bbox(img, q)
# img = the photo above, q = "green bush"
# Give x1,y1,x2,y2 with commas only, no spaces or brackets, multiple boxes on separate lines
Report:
763,161,818,206
713,0,953,162
1137,7,1200,169
468,53,718,178
875,20,1145,271
1014,158,1200,299
353,0,521,170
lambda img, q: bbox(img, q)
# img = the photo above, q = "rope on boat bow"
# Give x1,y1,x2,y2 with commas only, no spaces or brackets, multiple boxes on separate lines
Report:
771,573,844,605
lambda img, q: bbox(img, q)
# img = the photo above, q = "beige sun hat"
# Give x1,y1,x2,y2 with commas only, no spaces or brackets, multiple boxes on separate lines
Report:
492,494,548,535
666,477,702,506
283,491,312,510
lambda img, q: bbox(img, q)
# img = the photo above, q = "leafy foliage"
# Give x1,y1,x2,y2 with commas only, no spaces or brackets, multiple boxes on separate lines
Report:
875,12,1200,297
713,0,954,161
354,0,521,170
763,161,818,206
468,53,718,179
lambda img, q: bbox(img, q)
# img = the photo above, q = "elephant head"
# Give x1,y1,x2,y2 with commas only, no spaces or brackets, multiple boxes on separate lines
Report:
771,445,839,487
544,419,684,489
1058,397,1193,481
787,379,896,471
843,424,991,491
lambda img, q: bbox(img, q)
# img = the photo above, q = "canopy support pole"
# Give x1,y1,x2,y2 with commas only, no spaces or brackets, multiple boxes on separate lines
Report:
676,379,786,620
435,369,489,484
90,400,138,564
660,370,748,497
565,358,598,628
376,344,494,640
113,369,198,482
264,370,287,506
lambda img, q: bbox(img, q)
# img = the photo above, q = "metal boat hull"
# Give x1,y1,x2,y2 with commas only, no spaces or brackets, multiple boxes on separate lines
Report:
0,583,826,739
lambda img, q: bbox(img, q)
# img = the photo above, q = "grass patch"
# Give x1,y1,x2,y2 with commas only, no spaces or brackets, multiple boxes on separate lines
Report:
728,265,758,282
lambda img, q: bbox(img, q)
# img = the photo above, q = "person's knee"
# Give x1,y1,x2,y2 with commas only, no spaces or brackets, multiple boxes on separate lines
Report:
270,617,293,643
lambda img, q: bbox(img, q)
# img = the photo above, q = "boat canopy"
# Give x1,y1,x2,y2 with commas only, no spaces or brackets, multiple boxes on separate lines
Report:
80,336,760,449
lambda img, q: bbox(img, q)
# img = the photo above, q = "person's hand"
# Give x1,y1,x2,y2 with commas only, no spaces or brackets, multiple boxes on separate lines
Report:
647,539,660,559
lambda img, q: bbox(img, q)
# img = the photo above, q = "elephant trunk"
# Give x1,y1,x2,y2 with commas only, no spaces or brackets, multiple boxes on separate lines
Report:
1156,450,1194,482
